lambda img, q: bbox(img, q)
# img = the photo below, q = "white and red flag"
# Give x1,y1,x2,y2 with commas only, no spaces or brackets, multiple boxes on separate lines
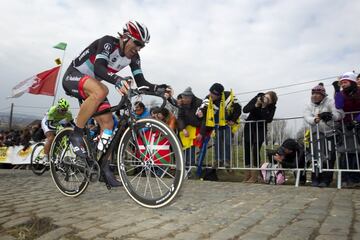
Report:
10,66,60,98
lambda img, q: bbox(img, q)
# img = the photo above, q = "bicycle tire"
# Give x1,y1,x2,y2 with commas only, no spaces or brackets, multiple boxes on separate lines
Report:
117,118,185,208
30,142,47,176
49,128,90,197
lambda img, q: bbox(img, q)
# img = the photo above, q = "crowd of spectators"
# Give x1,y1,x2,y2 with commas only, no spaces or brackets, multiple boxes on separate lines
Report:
0,122,45,149
2,72,360,188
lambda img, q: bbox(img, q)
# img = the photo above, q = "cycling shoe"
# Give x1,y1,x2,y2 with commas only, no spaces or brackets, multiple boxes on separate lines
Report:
69,131,88,158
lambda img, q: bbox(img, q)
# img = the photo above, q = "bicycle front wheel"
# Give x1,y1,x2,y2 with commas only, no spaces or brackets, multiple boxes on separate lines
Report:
30,142,47,175
117,118,185,208
49,128,90,197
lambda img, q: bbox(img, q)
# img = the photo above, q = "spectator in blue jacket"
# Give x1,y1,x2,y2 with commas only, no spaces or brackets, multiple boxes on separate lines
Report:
133,101,150,120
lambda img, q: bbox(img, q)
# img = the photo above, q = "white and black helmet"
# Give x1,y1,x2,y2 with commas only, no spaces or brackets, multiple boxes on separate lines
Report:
123,21,150,46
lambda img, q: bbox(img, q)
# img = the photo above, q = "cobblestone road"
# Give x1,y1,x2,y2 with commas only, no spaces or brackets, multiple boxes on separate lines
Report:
0,169,359,240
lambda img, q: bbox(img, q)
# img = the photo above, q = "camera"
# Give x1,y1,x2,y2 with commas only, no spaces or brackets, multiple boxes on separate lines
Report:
257,93,265,102
277,146,286,156
318,112,333,122
260,95,265,102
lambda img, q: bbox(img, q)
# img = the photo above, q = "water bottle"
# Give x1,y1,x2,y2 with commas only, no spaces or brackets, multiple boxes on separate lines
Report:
97,128,112,152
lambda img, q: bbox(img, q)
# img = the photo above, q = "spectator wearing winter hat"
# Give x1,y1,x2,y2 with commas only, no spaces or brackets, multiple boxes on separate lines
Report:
333,71,360,187
196,83,242,170
333,72,360,116
243,91,278,183
177,87,203,172
304,83,344,187
177,87,202,131
176,94,183,108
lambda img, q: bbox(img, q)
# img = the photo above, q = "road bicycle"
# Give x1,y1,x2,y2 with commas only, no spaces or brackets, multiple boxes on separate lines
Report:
49,88,185,208
30,141,47,175
30,125,67,176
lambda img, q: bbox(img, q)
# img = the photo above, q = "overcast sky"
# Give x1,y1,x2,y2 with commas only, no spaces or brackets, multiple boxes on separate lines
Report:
0,0,359,120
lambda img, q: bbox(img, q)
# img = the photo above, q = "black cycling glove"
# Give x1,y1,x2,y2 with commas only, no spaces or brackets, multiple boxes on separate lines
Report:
332,81,340,93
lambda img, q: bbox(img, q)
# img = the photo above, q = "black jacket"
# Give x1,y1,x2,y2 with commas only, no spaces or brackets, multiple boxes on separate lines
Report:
280,141,305,168
243,93,276,123
177,96,203,131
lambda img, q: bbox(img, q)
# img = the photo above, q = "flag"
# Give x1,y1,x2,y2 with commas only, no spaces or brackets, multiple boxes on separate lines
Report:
231,119,241,134
137,130,171,165
53,42,67,50
205,96,215,127
219,92,226,127
227,89,235,115
179,125,197,149
10,66,60,98
227,89,241,133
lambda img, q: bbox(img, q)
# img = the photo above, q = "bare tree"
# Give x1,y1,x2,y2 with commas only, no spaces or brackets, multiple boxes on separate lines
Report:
295,124,307,141
267,120,288,145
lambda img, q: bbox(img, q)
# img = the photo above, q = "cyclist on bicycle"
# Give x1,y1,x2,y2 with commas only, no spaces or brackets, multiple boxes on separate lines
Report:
41,98,74,164
62,20,172,186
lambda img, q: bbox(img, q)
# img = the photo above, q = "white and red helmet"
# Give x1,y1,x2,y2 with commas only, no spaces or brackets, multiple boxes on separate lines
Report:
123,21,150,45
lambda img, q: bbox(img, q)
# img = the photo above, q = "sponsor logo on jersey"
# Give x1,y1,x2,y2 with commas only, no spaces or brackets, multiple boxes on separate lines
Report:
107,49,131,71
104,43,112,52
65,75,81,81
78,49,90,61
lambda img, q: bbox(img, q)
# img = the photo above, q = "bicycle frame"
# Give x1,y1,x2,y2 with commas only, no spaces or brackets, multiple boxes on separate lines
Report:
80,89,168,187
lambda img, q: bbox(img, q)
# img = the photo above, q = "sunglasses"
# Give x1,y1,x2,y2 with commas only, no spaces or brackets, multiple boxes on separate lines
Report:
128,35,145,48
133,39,145,48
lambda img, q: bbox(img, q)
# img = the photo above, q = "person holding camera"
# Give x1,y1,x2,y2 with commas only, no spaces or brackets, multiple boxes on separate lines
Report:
304,83,344,187
267,138,306,184
243,91,278,183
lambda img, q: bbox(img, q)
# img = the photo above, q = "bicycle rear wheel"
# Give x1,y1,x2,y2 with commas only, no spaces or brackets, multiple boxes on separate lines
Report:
49,128,90,197
30,142,47,175
117,118,185,208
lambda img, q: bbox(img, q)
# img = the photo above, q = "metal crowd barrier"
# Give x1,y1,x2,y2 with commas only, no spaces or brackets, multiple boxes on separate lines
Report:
183,112,360,189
